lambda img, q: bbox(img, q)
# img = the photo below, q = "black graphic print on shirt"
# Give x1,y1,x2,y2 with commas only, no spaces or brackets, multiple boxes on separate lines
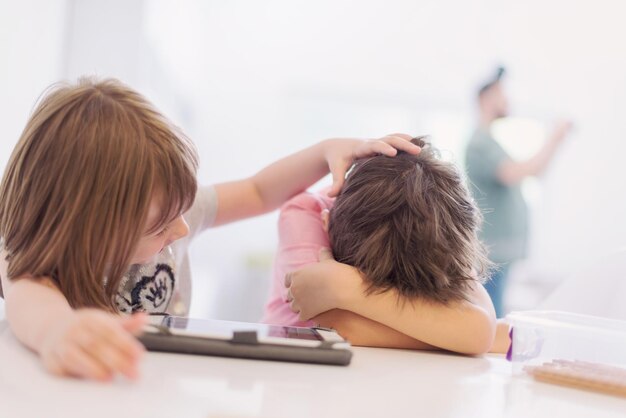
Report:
115,263,176,314
131,264,175,312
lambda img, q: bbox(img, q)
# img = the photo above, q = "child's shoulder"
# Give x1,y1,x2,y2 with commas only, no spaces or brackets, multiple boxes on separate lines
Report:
281,189,334,213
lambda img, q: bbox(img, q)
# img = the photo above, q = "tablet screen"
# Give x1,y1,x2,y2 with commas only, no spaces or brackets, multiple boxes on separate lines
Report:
163,316,323,341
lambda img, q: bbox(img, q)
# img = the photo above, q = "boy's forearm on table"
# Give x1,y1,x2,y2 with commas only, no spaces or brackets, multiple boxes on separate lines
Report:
5,278,73,353
314,309,436,350
339,289,496,354
489,320,512,354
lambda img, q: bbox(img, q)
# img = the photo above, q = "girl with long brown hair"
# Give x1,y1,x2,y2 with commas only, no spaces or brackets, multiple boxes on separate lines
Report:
0,77,419,381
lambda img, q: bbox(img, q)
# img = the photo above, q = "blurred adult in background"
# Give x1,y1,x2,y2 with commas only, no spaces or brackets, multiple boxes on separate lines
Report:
465,67,572,317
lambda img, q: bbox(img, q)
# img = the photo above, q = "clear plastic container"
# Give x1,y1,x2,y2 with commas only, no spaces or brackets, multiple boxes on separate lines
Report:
506,311,626,372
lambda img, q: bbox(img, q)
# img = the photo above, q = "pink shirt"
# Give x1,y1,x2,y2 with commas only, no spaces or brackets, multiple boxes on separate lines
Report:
262,191,334,327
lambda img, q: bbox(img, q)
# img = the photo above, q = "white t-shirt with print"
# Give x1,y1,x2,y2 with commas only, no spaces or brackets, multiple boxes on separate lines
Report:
115,185,217,316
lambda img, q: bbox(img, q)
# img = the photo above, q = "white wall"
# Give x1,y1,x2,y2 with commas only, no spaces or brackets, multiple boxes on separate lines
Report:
2,0,626,320
0,0,69,318
0,0,68,167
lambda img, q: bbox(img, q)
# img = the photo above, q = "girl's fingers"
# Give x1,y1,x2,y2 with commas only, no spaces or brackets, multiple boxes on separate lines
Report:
387,133,413,140
84,332,139,380
57,344,112,381
42,350,70,378
377,140,399,156
119,312,149,336
327,184,342,198
94,322,144,361
328,134,418,197
328,164,347,197
382,135,421,155
361,140,398,157
80,320,144,379
101,344,140,380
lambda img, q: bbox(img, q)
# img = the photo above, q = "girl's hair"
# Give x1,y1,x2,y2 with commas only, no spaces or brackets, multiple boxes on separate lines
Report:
0,77,198,311
328,136,491,304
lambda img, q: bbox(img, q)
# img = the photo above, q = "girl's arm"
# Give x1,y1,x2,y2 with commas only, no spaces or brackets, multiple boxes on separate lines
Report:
286,251,497,355
212,135,420,226
1,252,146,381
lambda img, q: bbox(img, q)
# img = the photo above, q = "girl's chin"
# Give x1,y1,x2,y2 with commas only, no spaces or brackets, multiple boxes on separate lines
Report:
132,248,165,265
132,254,157,265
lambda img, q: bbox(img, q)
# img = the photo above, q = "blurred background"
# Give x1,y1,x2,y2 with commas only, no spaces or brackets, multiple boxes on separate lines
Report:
1,0,625,321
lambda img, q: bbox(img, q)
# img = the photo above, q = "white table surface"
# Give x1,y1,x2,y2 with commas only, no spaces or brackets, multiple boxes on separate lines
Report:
1,320,625,418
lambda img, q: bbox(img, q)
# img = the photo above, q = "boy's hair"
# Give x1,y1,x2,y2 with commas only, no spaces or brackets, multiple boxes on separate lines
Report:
328,137,490,303
0,77,198,311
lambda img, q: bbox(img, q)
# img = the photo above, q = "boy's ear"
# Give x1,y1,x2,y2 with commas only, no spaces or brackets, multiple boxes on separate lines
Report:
321,209,330,233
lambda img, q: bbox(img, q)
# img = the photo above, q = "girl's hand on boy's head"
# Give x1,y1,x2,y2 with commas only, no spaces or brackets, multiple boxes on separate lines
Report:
324,133,420,197
284,248,363,320
39,309,147,382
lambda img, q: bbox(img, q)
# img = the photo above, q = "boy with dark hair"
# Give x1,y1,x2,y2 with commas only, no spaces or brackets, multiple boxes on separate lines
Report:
263,137,498,354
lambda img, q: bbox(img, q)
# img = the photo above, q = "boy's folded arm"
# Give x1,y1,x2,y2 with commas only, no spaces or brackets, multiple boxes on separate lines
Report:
313,309,435,350
490,320,513,354
286,251,496,354
338,282,497,355
290,256,497,355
